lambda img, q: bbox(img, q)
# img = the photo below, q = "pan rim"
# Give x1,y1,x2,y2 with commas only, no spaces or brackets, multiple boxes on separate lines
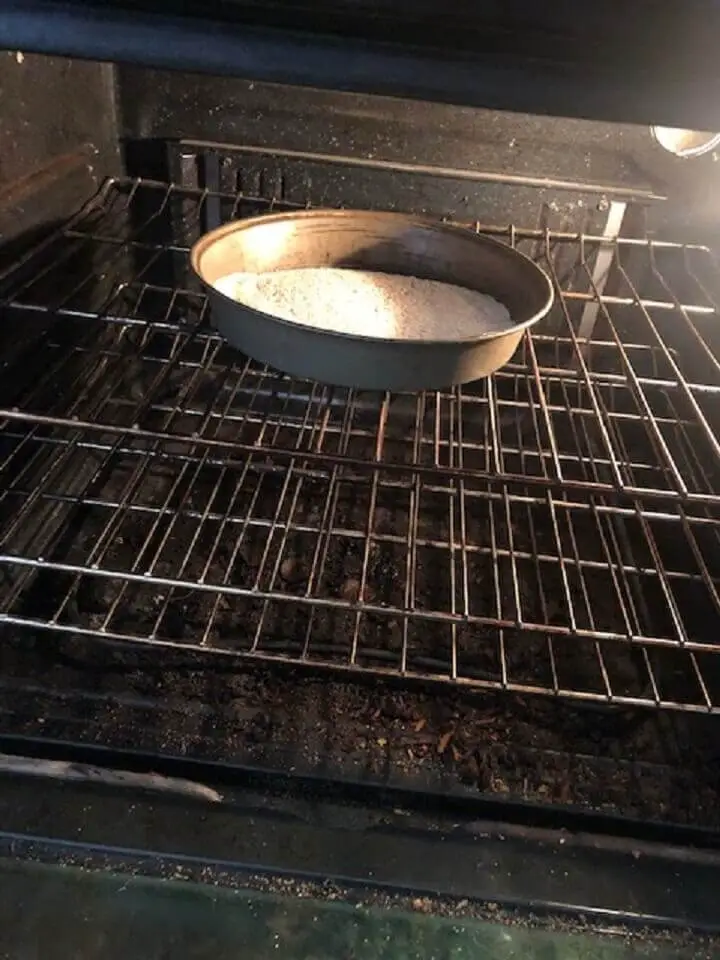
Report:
190,208,554,347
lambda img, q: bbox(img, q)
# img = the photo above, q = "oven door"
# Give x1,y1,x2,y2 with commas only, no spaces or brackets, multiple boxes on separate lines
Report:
0,761,719,956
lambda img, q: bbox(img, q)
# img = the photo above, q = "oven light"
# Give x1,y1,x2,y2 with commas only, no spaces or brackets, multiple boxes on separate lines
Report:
650,126,720,158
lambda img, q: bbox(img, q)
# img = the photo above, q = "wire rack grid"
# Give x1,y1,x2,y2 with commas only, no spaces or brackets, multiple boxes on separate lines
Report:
1,170,720,713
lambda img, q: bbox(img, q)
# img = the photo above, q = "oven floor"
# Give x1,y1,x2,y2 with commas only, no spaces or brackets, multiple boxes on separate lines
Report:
4,640,720,829
0,857,712,960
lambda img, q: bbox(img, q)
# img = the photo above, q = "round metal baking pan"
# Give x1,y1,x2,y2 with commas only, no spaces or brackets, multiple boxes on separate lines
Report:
191,209,554,391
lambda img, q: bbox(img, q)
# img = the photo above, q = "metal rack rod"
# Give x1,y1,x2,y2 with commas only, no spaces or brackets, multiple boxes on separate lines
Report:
1,173,720,713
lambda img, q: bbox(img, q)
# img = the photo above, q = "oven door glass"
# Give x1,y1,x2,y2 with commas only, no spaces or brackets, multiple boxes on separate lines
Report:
0,856,704,959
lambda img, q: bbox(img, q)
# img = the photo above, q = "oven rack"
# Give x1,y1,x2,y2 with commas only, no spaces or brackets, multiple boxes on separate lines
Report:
1,174,720,713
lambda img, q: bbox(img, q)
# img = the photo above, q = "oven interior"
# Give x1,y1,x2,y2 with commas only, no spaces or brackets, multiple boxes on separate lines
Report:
2,49,720,951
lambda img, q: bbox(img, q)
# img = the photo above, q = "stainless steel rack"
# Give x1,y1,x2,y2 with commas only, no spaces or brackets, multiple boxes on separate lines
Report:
2,173,720,713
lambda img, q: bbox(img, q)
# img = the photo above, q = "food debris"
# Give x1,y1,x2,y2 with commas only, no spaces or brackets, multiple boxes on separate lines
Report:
341,578,363,603
280,556,307,585
411,898,433,914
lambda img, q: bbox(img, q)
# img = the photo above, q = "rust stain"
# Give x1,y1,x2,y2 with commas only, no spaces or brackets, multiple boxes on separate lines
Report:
0,148,91,211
